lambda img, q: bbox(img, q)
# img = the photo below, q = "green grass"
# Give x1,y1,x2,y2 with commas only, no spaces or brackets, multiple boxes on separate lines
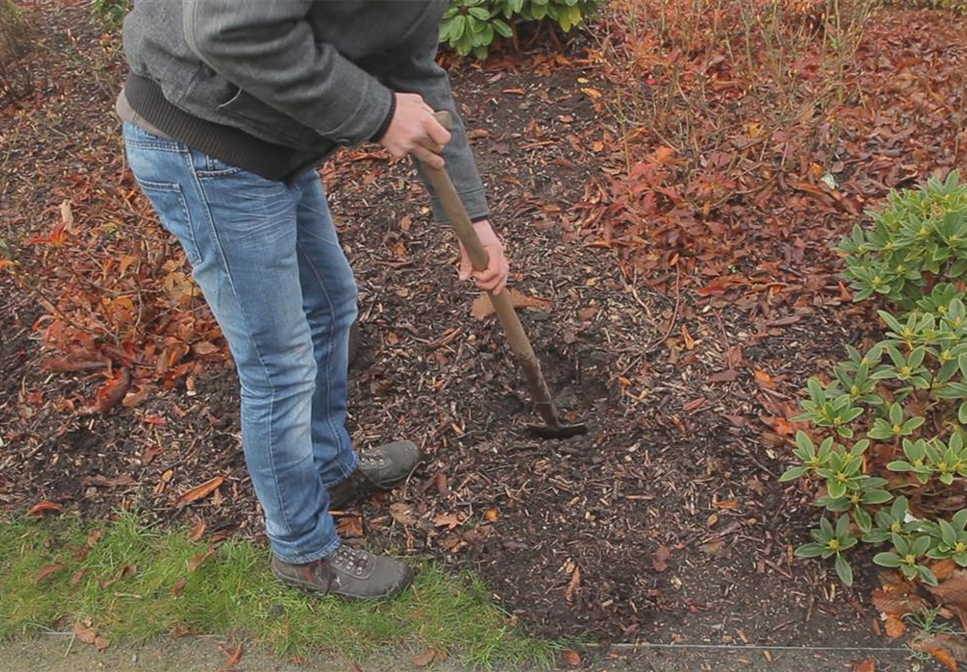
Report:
0,512,560,668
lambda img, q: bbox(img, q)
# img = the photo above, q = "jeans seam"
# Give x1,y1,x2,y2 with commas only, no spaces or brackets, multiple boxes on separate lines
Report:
185,154,294,537
295,239,354,481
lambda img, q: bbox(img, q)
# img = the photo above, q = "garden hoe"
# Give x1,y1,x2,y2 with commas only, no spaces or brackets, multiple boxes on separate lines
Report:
419,111,588,441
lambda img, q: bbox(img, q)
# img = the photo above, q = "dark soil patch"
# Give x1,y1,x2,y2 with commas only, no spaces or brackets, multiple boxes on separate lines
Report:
0,2,959,668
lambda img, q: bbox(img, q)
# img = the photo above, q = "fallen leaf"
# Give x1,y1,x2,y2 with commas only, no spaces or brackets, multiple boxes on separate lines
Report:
432,513,464,531
884,614,907,638
852,660,875,672
70,569,88,587
389,502,418,527
412,649,437,668
565,565,581,603
87,529,102,547
35,563,65,583
187,546,217,572
83,474,137,488
707,369,738,384
681,325,696,350
653,546,671,572
928,571,967,609
73,621,97,644
934,560,959,582
94,636,110,652
174,476,226,509
471,288,550,320
562,650,581,667
191,341,219,356
913,636,958,671
753,369,775,388
188,520,207,542
78,368,132,415
223,642,243,669
337,515,365,538
484,509,499,522
140,445,164,465
26,500,62,516
172,577,187,597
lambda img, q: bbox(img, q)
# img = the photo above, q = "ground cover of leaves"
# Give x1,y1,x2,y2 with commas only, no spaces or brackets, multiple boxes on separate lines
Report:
1,1,965,666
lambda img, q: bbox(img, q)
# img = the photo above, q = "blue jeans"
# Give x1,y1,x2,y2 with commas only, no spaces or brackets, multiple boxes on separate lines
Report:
123,122,358,563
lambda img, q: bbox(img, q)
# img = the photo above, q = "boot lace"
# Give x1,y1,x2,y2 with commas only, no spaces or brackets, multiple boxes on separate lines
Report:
329,545,370,577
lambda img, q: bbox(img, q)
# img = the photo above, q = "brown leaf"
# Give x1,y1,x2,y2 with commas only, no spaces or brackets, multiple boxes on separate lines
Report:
43,352,108,372
337,515,365,538
435,471,450,498
26,500,62,516
70,568,88,587
470,288,550,320
94,636,110,652
884,614,907,639
432,513,464,531
174,476,226,509
172,577,187,597
653,545,671,572
707,369,738,384
562,650,581,667
412,649,437,668
930,634,967,664
934,560,959,582
187,546,217,572
188,520,207,542
83,474,137,488
852,661,875,672
35,563,65,583
140,445,164,465
484,509,499,522
87,529,103,548
73,621,97,645
928,571,967,609
224,642,243,669
79,368,132,415
389,502,418,527
753,369,775,388
191,341,219,356
913,636,959,671
565,565,581,603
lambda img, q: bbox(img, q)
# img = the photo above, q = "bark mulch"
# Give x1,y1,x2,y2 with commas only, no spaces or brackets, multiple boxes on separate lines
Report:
2,3,964,667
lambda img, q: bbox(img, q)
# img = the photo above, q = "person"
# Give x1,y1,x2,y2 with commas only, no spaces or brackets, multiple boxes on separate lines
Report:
117,0,510,601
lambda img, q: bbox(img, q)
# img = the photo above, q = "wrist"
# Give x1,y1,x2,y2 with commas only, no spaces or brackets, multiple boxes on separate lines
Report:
371,91,397,143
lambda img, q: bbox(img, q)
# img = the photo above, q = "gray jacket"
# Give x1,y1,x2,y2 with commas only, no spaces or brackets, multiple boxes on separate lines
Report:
122,0,489,221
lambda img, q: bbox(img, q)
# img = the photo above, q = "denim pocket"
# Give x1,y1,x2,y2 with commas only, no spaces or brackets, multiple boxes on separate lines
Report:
195,157,244,177
135,179,203,268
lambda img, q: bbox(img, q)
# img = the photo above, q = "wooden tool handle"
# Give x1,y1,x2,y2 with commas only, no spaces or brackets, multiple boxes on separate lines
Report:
422,111,560,425
430,111,490,274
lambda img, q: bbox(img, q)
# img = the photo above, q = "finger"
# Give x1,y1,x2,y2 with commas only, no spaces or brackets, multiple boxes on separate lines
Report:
425,117,452,146
412,144,444,169
417,138,446,155
458,247,472,281
494,259,509,295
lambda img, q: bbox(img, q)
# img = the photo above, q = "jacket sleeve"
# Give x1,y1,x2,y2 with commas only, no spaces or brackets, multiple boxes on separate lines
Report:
182,0,393,146
381,32,490,224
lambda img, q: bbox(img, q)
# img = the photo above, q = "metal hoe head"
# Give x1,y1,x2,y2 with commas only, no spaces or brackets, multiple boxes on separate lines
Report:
527,422,589,440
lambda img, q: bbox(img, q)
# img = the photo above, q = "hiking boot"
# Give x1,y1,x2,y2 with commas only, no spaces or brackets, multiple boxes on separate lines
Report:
271,545,413,601
328,441,421,510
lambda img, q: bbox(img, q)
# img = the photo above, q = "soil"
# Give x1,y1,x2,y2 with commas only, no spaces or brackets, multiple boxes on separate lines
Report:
0,2,961,669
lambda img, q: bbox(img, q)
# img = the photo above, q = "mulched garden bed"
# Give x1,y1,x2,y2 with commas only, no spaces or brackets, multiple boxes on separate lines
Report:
2,1,965,665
